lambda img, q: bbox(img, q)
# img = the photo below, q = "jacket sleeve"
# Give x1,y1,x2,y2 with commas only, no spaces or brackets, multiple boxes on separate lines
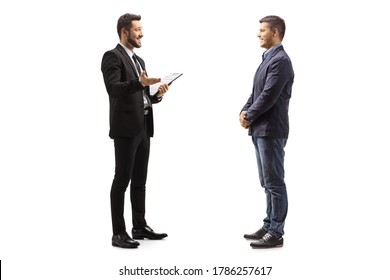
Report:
246,57,291,122
101,51,144,98
241,91,254,114
150,94,162,104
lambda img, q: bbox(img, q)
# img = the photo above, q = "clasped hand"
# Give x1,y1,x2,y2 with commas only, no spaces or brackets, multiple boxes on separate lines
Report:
240,111,251,129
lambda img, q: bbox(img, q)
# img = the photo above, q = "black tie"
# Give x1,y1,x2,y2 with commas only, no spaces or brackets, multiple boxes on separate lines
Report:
132,54,142,75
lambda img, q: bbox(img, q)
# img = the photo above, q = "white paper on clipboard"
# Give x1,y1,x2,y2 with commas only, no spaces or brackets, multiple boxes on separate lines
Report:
150,73,183,95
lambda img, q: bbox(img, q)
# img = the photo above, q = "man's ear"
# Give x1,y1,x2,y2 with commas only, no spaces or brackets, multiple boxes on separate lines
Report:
272,28,278,38
121,28,127,38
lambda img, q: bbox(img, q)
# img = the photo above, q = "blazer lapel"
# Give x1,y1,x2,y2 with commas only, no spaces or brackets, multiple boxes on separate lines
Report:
116,44,139,76
258,45,284,71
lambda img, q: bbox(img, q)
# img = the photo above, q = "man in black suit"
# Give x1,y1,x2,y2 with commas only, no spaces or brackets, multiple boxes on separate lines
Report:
240,15,294,248
101,13,169,248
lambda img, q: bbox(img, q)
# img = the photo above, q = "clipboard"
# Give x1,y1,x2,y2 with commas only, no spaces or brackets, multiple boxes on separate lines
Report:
161,73,183,85
151,73,183,95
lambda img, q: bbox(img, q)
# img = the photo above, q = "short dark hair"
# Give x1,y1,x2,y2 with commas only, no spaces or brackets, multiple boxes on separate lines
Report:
260,15,286,40
117,13,141,38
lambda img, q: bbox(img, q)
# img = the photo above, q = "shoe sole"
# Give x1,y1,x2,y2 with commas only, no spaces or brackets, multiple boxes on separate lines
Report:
132,233,168,240
250,244,283,249
112,241,139,248
132,236,167,240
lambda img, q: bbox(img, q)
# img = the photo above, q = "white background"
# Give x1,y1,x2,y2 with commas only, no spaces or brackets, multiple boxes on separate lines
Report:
1,0,389,279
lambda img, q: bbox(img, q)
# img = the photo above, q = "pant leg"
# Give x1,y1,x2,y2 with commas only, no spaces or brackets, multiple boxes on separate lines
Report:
253,137,288,236
110,137,141,235
130,132,150,229
252,136,271,230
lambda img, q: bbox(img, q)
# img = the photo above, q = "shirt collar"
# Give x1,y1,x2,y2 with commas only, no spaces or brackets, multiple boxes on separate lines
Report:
263,44,282,60
119,42,135,58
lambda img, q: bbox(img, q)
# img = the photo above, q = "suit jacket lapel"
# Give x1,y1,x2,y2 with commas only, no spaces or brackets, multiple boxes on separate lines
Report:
116,44,139,76
258,45,284,71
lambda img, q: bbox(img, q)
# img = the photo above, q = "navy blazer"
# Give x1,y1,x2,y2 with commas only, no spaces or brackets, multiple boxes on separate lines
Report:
101,44,161,138
241,45,294,138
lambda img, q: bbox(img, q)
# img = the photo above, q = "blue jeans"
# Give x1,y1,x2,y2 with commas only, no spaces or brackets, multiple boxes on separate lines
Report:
252,136,288,237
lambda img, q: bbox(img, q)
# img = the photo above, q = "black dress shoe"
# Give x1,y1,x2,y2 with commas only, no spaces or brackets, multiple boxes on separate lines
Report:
250,233,283,248
112,232,140,248
244,227,267,240
132,226,167,240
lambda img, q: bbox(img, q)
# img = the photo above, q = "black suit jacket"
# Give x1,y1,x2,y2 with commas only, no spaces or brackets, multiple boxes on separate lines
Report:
101,44,161,138
241,45,294,138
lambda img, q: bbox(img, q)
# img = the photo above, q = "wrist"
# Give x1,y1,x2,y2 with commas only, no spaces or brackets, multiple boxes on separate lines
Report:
139,77,146,87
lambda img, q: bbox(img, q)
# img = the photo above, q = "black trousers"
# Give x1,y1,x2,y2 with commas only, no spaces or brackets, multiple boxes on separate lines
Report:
110,127,150,235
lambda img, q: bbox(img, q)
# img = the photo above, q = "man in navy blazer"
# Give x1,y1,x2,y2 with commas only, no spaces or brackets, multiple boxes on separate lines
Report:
240,15,294,248
101,13,169,248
